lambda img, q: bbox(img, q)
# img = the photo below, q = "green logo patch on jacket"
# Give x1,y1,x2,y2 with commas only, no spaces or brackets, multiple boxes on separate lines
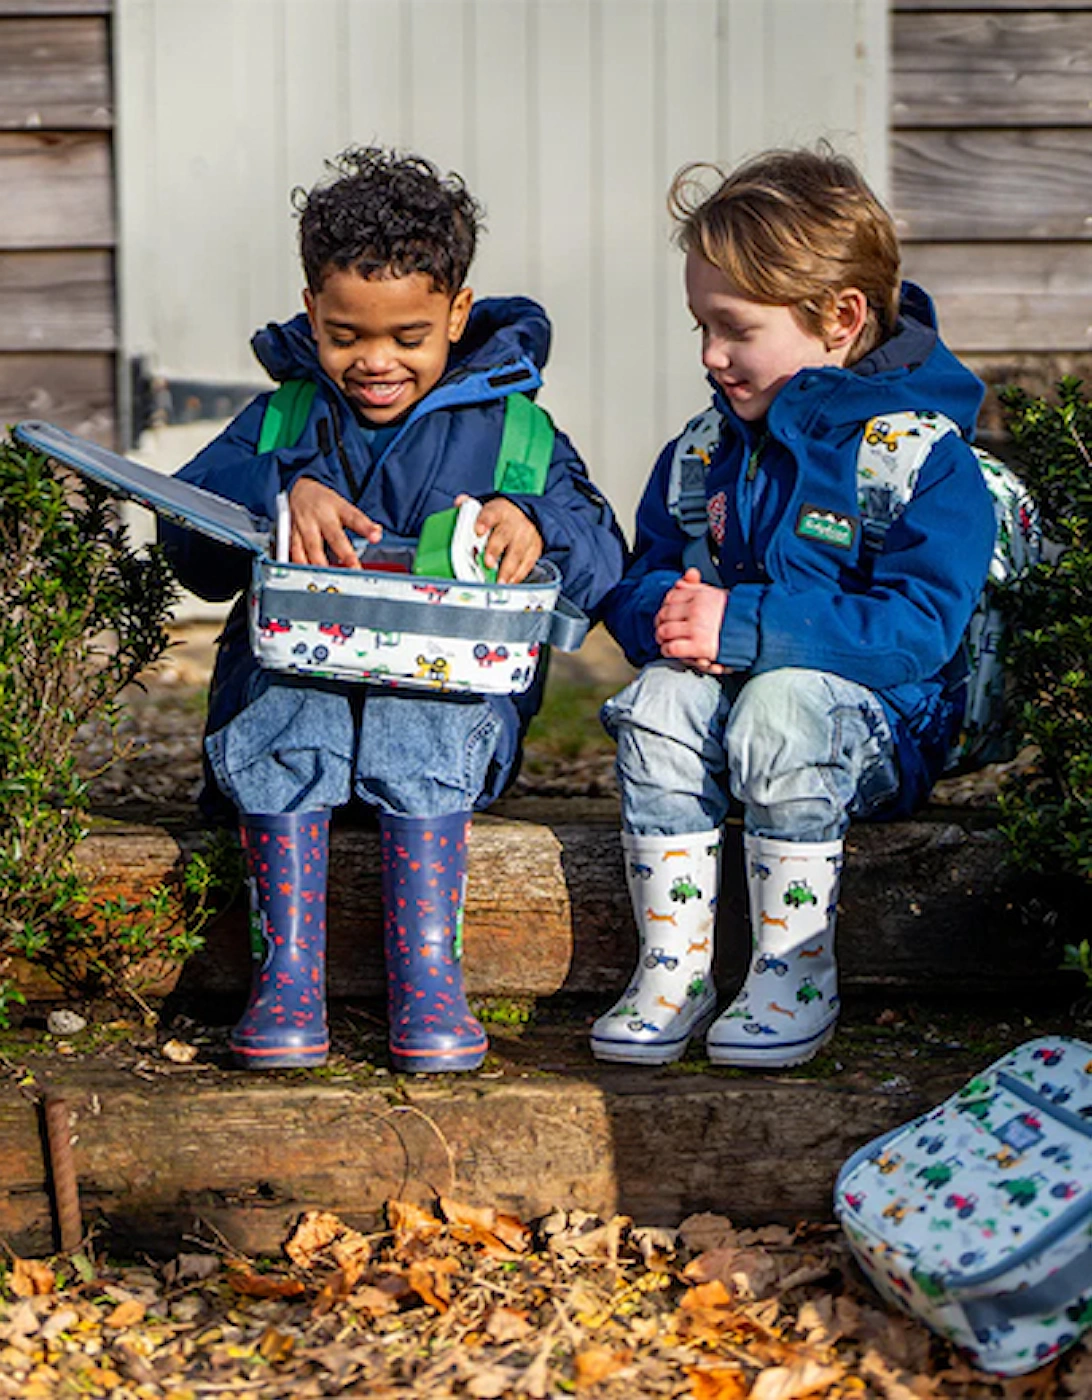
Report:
795,503,857,551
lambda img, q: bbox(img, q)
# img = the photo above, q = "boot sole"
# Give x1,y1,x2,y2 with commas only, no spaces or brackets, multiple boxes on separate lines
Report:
232,1042,329,1070
590,1000,718,1067
389,1040,489,1074
707,1020,837,1069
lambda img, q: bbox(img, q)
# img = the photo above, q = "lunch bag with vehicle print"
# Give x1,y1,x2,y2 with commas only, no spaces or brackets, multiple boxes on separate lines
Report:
835,1036,1092,1376
13,401,589,697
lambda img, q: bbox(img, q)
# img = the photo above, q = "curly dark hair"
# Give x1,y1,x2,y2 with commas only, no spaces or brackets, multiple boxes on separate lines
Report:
294,146,483,294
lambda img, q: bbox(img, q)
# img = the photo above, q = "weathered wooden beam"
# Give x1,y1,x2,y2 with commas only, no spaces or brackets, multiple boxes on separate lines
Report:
7,804,1063,1004
0,131,113,248
894,9,1092,128
0,1050,974,1256
0,249,115,351
0,16,111,130
902,243,1092,353
0,350,115,444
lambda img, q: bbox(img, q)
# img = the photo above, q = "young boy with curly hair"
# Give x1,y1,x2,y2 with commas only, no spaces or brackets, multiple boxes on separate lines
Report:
162,146,625,1074
590,147,996,1070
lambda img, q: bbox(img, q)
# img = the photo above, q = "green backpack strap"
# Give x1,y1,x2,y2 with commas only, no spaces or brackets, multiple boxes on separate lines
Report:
257,379,317,454
494,392,554,494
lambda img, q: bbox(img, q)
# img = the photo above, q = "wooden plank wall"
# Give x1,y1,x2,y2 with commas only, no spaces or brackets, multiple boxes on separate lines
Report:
893,1,1092,434
0,0,116,445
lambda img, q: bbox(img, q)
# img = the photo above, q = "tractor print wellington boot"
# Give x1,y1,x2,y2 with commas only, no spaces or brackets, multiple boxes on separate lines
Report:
590,829,723,1064
231,809,331,1069
706,832,844,1068
381,811,488,1074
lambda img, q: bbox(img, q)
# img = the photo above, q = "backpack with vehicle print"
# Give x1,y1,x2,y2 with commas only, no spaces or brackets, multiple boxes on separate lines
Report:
835,1036,1092,1376
667,406,1042,771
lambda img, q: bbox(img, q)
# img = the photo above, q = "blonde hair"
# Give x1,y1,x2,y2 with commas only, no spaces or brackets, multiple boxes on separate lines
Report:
668,146,901,363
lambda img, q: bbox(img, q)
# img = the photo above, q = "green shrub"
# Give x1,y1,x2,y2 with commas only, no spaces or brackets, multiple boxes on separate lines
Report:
996,377,1092,884
0,433,222,1021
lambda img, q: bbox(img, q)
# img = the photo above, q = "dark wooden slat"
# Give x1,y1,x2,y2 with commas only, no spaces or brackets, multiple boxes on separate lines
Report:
896,2,1092,11
894,10,1092,127
0,131,113,247
0,249,115,350
892,129,1092,241
902,242,1092,351
0,2,109,14
0,351,115,444
0,17,111,130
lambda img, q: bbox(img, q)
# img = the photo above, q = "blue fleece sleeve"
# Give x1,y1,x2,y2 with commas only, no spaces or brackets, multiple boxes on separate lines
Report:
598,441,691,667
158,392,334,601
718,434,998,688
498,425,627,619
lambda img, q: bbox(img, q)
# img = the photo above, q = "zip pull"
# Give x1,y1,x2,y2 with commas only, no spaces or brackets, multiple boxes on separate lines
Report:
745,427,768,482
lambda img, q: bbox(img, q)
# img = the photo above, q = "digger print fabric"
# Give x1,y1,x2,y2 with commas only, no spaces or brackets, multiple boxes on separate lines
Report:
836,1037,1092,1376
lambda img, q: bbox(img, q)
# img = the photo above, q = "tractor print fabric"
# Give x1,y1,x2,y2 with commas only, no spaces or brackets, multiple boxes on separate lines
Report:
836,1037,1092,1376
247,552,561,696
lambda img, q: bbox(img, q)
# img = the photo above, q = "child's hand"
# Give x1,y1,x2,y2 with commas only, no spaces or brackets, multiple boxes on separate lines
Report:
289,477,382,569
654,568,730,673
456,494,544,584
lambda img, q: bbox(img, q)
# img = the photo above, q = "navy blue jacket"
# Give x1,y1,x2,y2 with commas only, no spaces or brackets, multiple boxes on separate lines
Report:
601,285,997,813
161,296,626,813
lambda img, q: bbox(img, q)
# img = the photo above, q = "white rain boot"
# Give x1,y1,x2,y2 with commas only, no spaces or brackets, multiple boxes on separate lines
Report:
590,829,722,1065
707,832,843,1069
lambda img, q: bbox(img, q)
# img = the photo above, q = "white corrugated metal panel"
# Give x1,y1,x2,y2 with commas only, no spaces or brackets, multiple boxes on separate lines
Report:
116,0,889,539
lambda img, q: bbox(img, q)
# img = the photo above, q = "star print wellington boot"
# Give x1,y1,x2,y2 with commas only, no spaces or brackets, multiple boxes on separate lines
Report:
590,829,723,1065
707,832,843,1068
230,810,331,1069
381,812,488,1074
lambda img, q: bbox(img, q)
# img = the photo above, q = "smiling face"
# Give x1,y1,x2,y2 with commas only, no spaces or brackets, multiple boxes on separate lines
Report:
685,248,860,422
304,267,473,425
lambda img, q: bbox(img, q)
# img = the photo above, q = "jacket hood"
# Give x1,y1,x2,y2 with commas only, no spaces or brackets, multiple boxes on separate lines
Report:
716,282,985,443
250,294,551,396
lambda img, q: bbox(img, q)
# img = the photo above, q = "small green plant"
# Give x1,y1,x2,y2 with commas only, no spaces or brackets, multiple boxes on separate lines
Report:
0,432,220,1021
995,378,1092,885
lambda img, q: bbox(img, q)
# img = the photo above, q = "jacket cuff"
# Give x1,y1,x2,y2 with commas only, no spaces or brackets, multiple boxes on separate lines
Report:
716,584,764,669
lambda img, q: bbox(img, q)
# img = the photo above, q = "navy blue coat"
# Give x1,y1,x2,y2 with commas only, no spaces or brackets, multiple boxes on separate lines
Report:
160,296,626,815
601,285,997,813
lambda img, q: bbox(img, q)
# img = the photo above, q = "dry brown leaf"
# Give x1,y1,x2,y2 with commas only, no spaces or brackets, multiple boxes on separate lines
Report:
683,1246,780,1301
257,1327,295,1363
225,1262,306,1299
1062,1348,1092,1396
631,1225,678,1268
749,1358,845,1400
347,1282,404,1318
678,1213,739,1255
686,1365,749,1400
387,1198,443,1244
574,1345,630,1388
860,1348,934,1400
855,1307,932,1374
485,1306,533,1343
548,1213,631,1263
284,1209,372,1275
465,1363,520,1398
105,1298,146,1329
407,1256,459,1312
9,1259,55,1298
1000,1361,1059,1400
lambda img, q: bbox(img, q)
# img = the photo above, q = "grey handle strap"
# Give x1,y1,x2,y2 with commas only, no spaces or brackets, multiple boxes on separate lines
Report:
961,1244,1092,1333
258,586,589,650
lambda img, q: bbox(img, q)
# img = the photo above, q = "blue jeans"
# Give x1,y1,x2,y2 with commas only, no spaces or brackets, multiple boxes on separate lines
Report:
601,661,900,842
205,673,506,817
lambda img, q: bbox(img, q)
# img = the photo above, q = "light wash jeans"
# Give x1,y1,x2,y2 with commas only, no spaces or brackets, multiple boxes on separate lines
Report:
205,673,504,817
601,661,900,842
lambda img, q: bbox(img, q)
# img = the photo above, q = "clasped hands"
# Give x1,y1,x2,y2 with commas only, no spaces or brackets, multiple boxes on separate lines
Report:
287,477,544,584
654,567,730,675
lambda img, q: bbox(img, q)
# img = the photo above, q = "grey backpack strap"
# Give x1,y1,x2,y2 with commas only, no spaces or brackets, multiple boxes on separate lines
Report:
856,411,959,555
667,407,722,581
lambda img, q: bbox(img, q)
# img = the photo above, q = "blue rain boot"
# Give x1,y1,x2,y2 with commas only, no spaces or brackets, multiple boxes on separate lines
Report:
230,810,331,1069
381,811,488,1074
